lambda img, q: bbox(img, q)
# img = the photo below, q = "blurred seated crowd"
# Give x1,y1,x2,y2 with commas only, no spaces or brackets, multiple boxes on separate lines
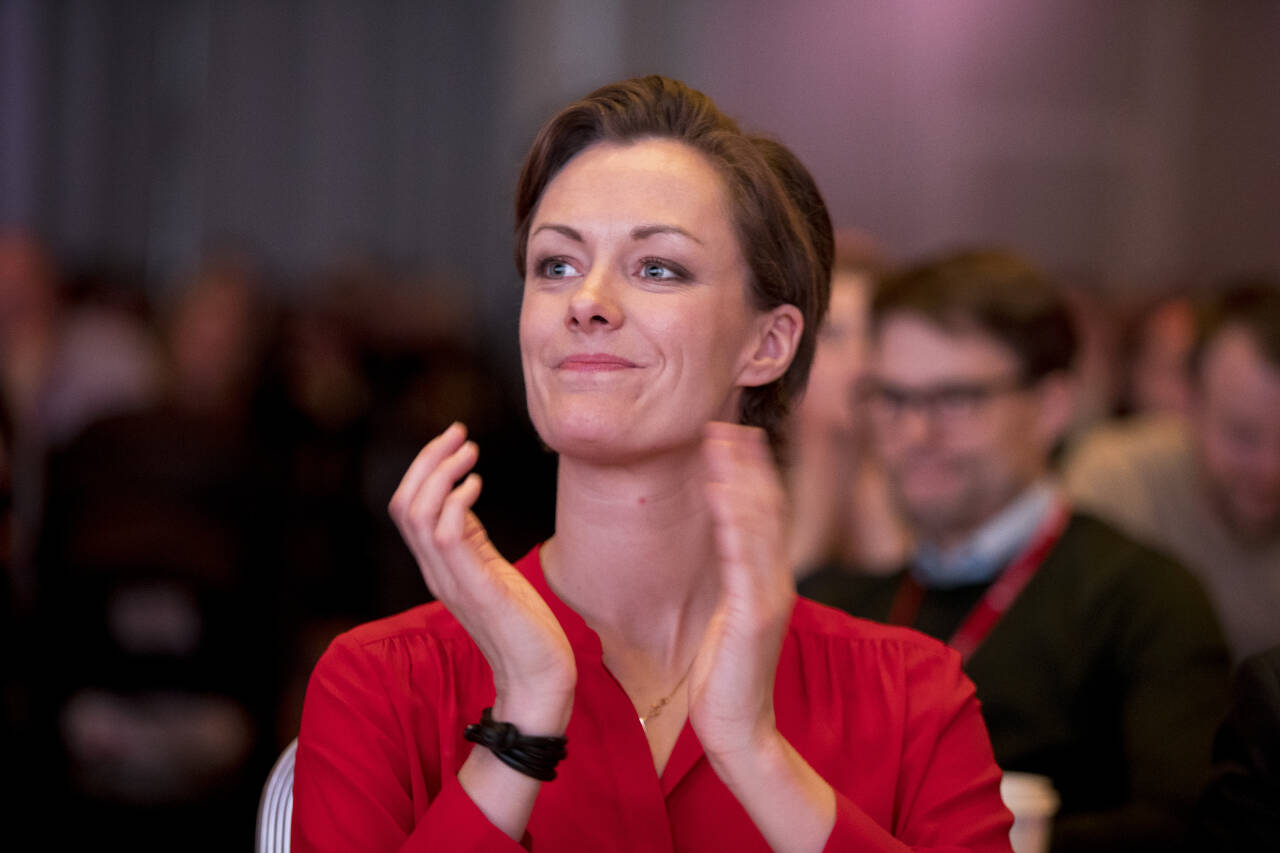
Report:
0,228,556,849
3,224,1277,850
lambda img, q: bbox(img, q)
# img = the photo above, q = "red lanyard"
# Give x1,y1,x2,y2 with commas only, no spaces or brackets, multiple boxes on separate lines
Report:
888,501,1072,662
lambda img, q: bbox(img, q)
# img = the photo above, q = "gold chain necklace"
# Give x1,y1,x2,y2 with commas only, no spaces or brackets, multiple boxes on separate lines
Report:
638,663,693,730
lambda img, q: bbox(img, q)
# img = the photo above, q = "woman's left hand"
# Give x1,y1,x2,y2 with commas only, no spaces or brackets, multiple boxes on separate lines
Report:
687,421,796,761
688,422,837,853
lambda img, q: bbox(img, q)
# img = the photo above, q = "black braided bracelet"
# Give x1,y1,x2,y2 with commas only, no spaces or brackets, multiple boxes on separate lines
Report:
464,707,568,782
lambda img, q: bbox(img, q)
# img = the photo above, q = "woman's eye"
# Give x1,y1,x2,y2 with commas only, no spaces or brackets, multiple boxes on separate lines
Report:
639,260,681,281
540,258,581,278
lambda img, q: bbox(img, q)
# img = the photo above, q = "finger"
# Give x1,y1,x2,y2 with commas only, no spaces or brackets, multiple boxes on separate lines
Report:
435,473,483,554
703,462,763,550
704,480,750,567
388,422,467,516
702,420,770,453
702,432,790,593
701,421,743,482
702,422,773,485
394,441,479,593
401,439,479,542
702,431,783,525
703,419,762,443
390,422,467,516
410,465,481,603
704,484,779,585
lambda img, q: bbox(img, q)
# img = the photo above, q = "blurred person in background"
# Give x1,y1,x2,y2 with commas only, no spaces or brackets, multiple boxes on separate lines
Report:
1115,292,1198,420
29,251,282,851
257,264,382,744
260,257,557,745
801,248,1230,852
1053,277,1123,436
163,250,272,423
785,229,910,577
1,230,168,835
1065,279,1280,663
0,229,163,606
344,268,553,617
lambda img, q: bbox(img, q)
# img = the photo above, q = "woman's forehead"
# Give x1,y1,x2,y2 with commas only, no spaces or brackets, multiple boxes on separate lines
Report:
530,139,736,240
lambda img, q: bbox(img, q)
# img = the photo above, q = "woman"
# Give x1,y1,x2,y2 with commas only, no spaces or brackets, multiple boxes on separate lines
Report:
293,76,1012,852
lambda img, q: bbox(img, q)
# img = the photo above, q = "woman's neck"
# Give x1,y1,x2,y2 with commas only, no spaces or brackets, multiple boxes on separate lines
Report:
541,448,721,662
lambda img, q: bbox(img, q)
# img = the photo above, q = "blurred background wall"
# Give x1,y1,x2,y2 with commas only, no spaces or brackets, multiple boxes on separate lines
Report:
4,0,1279,367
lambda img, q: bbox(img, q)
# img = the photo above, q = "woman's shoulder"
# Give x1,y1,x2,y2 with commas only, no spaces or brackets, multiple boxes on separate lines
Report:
306,602,487,711
318,547,545,677
783,599,979,719
790,596,960,666
327,600,472,660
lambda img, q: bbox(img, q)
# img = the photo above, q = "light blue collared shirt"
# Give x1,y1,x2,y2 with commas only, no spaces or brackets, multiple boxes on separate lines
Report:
911,480,1061,590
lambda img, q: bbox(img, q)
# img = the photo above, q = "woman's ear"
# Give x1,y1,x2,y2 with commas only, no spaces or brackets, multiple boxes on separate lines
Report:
737,304,803,388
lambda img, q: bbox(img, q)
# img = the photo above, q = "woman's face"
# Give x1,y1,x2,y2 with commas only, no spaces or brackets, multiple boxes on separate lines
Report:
519,138,770,463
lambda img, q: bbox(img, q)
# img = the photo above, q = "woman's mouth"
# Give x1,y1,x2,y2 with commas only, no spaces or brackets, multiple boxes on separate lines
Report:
558,354,638,371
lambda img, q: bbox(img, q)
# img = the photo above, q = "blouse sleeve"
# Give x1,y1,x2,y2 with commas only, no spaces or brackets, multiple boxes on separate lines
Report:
823,642,1013,852
291,633,529,852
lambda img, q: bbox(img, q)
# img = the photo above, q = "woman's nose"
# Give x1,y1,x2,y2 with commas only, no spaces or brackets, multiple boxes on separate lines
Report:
567,269,622,331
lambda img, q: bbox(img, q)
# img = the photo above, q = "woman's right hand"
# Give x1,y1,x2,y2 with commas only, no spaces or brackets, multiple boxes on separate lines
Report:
388,423,575,735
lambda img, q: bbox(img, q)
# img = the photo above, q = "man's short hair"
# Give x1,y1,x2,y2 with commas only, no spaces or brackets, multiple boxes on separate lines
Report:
870,247,1078,383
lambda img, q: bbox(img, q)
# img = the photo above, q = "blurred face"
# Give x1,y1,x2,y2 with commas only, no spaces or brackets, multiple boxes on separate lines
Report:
0,233,57,328
170,273,256,405
795,272,871,437
1130,299,1195,418
1191,327,1280,541
519,138,777,463
867,314,1069,547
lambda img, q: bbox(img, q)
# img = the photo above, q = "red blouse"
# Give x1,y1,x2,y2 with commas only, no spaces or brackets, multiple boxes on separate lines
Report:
293,547,1012,851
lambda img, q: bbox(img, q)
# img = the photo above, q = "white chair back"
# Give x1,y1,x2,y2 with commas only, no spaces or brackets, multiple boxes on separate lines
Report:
255,738,298,853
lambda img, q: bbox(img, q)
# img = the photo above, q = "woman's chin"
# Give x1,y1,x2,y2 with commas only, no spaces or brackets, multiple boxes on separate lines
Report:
534,415,699,466
538,424,645,464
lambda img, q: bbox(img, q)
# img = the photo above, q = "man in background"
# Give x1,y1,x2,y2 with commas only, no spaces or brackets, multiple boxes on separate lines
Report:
802,248,1229,852
1065,280,1280,663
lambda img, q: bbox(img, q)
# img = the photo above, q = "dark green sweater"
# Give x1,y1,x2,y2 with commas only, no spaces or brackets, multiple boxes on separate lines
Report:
801,513,1231,852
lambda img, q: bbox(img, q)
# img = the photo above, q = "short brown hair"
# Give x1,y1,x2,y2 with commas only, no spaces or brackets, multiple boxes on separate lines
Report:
513,76,832,448
832,228,890,280
870,248,1078,383
1190,275,1280,377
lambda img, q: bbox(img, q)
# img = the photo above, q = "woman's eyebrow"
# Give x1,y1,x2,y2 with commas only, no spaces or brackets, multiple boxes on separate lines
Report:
531,223,584,242
632,224,703,245
530,222,703,245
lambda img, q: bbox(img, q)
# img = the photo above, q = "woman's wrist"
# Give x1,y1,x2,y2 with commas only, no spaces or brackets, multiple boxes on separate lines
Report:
706,727,837,853
457,686,575,840
703,722,787,787
492,685,575,737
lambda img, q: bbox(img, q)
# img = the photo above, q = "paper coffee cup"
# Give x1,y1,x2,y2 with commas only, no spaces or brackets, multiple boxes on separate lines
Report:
1000,772,1060,853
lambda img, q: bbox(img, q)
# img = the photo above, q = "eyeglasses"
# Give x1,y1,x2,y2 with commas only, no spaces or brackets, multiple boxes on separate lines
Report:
859,375,1029,426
